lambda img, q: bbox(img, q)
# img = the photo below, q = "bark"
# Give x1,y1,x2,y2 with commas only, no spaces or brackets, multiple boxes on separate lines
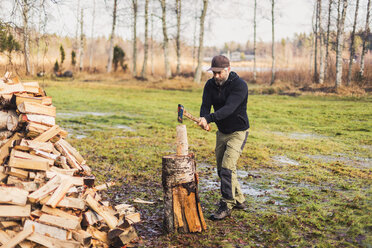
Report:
314,0,319,83
79,8,84,71
319,0,325,84
162,153,206,233
89,0,96,71
346,0,359,85
270,0,275,85
141,0,149,78
106,0,117,73
194,0,208,84
75,0,80,71
324,0,333,80
132,0,138,77
151,6,154,76
21,0,31,75
335,0,348,88
192,2,198,70
253,0,257,82
175,0,182,75
359,0,370,77
159,0,172,79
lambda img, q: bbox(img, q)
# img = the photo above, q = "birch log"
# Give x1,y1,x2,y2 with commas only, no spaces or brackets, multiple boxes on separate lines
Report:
162,151,206,233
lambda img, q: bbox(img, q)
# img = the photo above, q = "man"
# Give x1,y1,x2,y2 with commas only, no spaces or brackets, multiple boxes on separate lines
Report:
198,55,249,220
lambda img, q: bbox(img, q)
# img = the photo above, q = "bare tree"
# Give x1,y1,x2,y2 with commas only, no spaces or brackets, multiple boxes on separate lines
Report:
141,0,149,79
159,0,172,78
318,0,325,84
324,0,333,80
79,8,84,71
175,0,182,75
20,0,31,75
359,0,371,78
253,0,257,82
106,0,117,73
75,0,80,71
346,0,359,85
313,0,319,83
192,1,198,70
151,8,155,76
194,0,208,84
132,0,138,76
335,0,348,88
270,0,276,85
89,0,96,71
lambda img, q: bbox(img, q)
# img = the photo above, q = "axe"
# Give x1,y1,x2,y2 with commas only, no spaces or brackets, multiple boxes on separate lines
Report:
178,104,211,131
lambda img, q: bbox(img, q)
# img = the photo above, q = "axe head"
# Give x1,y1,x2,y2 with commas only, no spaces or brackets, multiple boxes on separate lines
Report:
177,104,184,123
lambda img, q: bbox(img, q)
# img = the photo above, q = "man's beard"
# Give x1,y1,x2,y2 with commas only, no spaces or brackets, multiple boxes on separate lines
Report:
215,77,227,86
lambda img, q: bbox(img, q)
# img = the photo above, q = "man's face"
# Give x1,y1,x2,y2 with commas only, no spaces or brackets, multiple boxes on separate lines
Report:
213,67,230,85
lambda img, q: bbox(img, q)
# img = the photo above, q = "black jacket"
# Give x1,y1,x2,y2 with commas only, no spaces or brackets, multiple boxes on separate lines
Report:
200,71,249,134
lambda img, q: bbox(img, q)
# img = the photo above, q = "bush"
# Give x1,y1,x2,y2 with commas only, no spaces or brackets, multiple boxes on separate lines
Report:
113,45,127,72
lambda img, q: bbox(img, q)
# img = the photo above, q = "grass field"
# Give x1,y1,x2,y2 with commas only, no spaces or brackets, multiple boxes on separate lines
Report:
42,79,371,247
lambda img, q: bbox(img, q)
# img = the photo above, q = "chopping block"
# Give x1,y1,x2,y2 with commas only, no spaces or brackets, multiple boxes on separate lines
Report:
161,125,207,233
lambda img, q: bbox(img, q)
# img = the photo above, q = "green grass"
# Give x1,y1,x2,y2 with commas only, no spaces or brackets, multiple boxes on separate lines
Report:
43,80,371,247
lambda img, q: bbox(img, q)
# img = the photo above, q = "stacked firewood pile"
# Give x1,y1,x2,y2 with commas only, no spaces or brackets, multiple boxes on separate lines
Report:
0,72,140,248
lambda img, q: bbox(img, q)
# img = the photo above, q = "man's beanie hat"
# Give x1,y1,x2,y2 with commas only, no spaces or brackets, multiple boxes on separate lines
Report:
207,55,230,72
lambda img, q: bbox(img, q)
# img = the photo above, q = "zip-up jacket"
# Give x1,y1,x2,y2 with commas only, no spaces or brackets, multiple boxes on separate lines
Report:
200,71,249,134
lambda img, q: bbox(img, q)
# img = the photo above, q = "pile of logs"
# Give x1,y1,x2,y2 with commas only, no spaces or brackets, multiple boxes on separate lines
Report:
0,72,140,248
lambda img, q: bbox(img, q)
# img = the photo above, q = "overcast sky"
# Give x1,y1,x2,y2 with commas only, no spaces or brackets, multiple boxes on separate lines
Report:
0,0,369,48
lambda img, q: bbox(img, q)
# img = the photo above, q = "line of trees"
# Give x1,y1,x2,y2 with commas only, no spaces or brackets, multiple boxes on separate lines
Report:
0,0,371,88
311,0,371,89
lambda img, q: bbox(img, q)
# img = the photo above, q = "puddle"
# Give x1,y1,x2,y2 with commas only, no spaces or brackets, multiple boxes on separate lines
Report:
57,111,140,119
114,125,136,132
307,154,372,168
272,131,326,140
57,112,110,118
272,155,300,166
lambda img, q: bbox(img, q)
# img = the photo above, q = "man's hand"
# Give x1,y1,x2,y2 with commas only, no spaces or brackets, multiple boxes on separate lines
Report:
198,117,209,131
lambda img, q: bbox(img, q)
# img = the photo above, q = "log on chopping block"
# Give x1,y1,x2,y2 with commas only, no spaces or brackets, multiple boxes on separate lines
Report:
162,125,207,233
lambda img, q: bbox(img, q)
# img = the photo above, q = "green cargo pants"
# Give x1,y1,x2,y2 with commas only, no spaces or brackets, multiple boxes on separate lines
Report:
215,129,249,209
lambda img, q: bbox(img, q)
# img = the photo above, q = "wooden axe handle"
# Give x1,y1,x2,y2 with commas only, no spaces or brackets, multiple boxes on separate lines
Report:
184,110,211,131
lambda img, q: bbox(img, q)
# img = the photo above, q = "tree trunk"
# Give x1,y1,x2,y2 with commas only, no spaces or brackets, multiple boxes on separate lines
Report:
132,0,138,77
270,0,275,85
79,8,84,72
106,0,117,73
141,0,149,79
319,0,325,84
346,0,359,86
175,0,182,75
89,0,96,71
159,0,172,79
22,0,31,75
162,125,206,233
75,0,80,71
192,2,198,71
314,0,319,83
359,0,370,78
335,0,348,88
253,0,257,82
324,0,333,80
194,0,208,84
151,6,154,76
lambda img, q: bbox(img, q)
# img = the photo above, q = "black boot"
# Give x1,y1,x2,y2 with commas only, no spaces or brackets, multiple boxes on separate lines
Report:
233,201,247,210
210,201,232,221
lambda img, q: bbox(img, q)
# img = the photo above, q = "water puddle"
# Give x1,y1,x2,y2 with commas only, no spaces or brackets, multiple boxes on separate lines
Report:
114,125,136,132
272,131,326,140
307,154,372,168
57,111,140,119
272,155,300,166
57,111,110,118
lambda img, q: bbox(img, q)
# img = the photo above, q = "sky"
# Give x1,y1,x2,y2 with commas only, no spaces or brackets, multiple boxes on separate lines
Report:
0,0,368,48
